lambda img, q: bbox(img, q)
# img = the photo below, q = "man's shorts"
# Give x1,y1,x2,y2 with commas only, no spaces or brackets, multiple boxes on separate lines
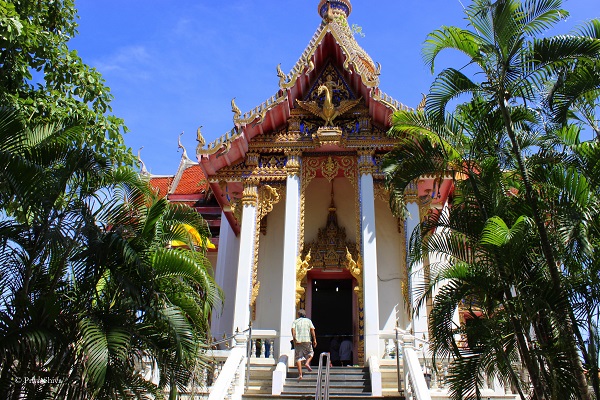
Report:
294,342,314,363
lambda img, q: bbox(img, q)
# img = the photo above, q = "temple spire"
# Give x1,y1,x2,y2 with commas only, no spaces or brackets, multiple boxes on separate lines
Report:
318,0,352,20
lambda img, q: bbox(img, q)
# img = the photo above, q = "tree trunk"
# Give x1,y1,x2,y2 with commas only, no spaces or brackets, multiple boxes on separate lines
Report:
499,98,592,400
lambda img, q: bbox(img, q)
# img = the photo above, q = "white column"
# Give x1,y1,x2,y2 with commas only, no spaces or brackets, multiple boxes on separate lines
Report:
211,212,239,338
278,151,302,359
405,201,428,339
359,151,380,360
232,180,258,333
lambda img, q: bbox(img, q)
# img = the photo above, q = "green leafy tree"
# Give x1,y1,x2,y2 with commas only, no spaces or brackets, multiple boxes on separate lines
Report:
384,99,556,398
0,0,132,165
386,0,600,399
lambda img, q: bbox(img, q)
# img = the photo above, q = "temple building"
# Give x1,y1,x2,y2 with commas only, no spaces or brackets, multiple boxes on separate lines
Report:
149,0,452,363
146,1,516,398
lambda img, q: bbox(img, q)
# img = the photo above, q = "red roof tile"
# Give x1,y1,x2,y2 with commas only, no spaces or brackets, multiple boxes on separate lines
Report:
173,165,208,195
149,177,173,198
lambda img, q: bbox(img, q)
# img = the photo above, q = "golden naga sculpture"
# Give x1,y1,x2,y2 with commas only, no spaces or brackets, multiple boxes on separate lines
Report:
295,250,312,305
296,84,361,126
276,63,287,86
196,125,217,156
345,248,364,308
231,97,242,122
196,125,205,147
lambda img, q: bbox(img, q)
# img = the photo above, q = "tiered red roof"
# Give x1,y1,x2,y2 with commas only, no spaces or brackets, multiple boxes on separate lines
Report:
172,165,208,196
150,176,174,198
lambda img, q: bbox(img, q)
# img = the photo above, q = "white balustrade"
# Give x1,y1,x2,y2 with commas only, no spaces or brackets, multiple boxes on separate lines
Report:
378,329,521,399
248,329,277,360
208,333,247,400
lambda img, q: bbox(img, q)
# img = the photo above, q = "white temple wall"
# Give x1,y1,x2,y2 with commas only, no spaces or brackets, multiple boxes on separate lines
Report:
374,198,409,331
255,199,285,330
304,177,356,245
206,252,218,276
211,213,240,339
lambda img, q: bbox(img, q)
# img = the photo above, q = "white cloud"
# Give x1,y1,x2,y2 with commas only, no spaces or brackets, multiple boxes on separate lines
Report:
93,46,153,80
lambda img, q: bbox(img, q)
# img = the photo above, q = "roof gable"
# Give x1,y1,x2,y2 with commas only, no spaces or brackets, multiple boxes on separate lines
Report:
195,6,410,173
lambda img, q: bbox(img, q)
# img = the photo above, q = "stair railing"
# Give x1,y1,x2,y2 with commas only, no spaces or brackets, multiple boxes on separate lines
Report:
315,352,331,400
208,332,249,400
401,335,432,400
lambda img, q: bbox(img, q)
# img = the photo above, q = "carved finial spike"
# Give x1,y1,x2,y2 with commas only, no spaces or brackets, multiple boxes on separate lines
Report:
137,147,149,175
417,93,427,112
276,63,285,79
196,125,205,147
231,97,242,117
330,181,335,207
375,62,381,76
178,131,189,160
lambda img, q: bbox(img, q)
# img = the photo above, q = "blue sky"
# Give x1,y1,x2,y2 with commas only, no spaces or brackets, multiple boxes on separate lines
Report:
71,0,597,175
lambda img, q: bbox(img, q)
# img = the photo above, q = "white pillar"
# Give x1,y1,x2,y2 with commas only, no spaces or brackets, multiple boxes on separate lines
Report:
211,212,239,338
232,180,258,333
359,151,380,361
278,151,302,358
406,201,428,338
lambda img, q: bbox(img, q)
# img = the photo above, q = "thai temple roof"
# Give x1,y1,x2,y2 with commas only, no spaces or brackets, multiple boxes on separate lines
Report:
195,0,409,165
148,0,425,242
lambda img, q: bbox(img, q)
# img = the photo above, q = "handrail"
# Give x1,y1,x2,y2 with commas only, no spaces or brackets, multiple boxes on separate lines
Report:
395,327,402,394
245,319,253,391
210,328,250,348
315,352,331,400
402,335,432,400
207,346,245,400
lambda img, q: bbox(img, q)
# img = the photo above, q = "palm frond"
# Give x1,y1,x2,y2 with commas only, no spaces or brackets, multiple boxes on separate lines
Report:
423,27,485,73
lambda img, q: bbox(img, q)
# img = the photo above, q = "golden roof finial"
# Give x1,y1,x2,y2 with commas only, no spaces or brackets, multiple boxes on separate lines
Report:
231,97,242,120
196,125,205,147
276,63,285,80
329,181,336,210
318,0,352,20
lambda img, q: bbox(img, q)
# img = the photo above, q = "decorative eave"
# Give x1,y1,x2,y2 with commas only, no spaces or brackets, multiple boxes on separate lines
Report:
277,19,380,92
193,2,416,233
195,14,409,163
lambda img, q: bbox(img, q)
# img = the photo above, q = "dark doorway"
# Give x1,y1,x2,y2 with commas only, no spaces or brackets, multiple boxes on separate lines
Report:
310,278,352,365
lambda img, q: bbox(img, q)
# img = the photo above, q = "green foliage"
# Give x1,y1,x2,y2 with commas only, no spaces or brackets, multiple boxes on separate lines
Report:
385,1,600,398
0,0,133,165
0,109,222,399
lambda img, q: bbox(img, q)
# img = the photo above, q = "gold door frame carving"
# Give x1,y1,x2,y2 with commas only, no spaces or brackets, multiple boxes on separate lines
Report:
297,163,365,363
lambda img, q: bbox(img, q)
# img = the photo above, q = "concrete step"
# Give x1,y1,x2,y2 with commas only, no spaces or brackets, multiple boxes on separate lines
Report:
244,362,277,394
281,367,374,397
243,395,403,400
379,362,404,393
243,365,405,400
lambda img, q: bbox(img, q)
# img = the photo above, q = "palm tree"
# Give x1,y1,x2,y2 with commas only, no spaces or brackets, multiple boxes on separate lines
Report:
384,98,556,398
0,108,222,399
405,1,600,397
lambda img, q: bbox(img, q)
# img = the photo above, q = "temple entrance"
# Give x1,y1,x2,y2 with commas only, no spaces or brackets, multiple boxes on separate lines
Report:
310,277,353,365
